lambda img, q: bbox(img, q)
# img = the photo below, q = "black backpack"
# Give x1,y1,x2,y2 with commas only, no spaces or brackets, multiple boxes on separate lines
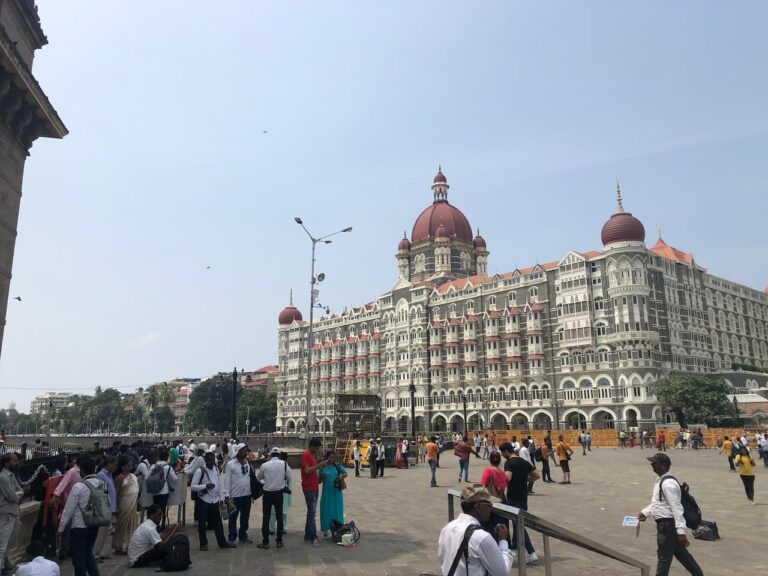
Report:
659,476,702,530
160,533,191,572
533,447,543,462
368,444,378,460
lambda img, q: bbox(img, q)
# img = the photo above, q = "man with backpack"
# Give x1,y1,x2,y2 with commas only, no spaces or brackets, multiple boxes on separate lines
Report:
146,449,177,530
58,456,110,576
190,452,236,552
637,453,703,576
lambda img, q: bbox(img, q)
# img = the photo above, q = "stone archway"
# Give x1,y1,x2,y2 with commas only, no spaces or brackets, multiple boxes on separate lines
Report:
491,413,507,430
591,409,615,429
510,413,529,429
432,415,447,432
385,417,396,432
468,413,482,432
626,409,639,428
399,415,410,433
415,415,426,433
565,412,587,430
532,412,552,430
450,414,465,433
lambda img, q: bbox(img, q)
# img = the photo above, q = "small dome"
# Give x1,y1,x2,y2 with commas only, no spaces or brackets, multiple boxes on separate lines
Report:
601,183,646,246
398,235,411,251
433,169,447,184
601,212,645,246
278,305,303,325
473,231,486,249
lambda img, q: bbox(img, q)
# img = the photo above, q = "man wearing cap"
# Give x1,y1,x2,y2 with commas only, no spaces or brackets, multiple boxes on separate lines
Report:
438,486,513,576
256,448,292,549
637,453,703,576
222,444,253,544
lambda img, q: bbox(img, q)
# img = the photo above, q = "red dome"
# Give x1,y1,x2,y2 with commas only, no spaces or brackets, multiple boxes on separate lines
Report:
473,232,486,249
398,236,411,251
601,211,645,245
278,305,303,325
433,170,447,184
412,202,472,242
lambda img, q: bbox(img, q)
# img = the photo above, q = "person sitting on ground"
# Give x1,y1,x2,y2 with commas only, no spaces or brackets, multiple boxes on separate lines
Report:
437,486,513,576
126,505,182,568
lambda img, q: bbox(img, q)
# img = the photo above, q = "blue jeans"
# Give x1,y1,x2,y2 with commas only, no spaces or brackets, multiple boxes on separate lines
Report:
458,458,469,481
303,489,318,541
228,495,252,541
429,460,437,486
70,526,100,576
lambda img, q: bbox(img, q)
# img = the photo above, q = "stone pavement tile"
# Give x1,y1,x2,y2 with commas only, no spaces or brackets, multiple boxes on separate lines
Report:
57,449,767,575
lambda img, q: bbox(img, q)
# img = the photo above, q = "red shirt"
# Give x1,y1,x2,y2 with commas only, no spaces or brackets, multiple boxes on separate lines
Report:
301,450,319,491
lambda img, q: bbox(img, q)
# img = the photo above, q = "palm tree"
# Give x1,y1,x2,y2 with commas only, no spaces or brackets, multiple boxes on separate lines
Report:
159,383,175,407
147,386,159,412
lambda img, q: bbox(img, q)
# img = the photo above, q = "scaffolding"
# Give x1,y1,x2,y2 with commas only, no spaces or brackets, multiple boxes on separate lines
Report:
332,394,382,437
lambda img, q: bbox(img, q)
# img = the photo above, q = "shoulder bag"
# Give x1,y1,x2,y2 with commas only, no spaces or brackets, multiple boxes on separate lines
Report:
447,524,480,576
333,464,347,491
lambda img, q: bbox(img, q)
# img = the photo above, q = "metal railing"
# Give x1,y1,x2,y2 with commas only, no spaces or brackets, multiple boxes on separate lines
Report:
447,489,649,576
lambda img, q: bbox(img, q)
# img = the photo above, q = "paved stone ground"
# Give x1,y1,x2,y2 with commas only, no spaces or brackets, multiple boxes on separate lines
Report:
56,448,767,575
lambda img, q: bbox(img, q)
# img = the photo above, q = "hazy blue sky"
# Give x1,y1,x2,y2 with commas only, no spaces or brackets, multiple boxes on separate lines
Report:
2,1,767,410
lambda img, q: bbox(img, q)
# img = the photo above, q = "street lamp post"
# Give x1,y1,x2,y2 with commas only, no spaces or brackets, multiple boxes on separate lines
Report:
295,217,352,448
409,382,416,440
461,394,468,437
231,367,238,438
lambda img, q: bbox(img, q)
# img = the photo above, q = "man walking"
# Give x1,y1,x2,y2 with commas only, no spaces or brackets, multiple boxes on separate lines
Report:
637,453,703,576
718,436,736,472
500,443,540,565
58,456,102,576
0,454,23,576
401,434,410,469
426,436,439,487
377,438,386,477
190,452,236,551
222,444,253,544
301,438,328,547
454,436,479,483
365,439,378,479
256,448,292,550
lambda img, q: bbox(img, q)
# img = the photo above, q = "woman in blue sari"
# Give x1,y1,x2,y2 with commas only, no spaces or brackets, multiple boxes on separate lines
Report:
318,449,348,536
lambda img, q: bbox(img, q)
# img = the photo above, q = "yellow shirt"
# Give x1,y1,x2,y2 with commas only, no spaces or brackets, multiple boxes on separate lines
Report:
556,442,572,461
721,440,733,456
734,455,755,476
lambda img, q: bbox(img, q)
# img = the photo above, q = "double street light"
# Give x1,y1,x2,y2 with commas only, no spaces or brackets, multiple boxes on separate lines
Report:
295,218,352,446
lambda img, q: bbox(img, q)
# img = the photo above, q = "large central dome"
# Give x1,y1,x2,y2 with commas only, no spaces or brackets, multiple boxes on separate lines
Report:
411,169,473,242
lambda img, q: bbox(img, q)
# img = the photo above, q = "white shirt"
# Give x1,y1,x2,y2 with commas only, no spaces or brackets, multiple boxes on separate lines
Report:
222,458,252,498
401,439,409,454
127,518,162,566
438,513,514,576
184,455,205,480
148,461,177,496
59,477,105,531
518,447,532,466
641,472,687,535
377,443,386,461
256,457,292,492
353,447,361,461
511,441,520,453
191,465,222,504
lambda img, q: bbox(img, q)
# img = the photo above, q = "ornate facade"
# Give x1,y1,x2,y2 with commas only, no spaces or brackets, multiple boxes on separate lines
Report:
0,1,67,358
276,169,768,433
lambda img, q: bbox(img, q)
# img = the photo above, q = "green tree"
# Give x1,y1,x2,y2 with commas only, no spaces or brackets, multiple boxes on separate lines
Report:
237,389,277,433
650,374,737,428
153,406,175,433
186,375,242,433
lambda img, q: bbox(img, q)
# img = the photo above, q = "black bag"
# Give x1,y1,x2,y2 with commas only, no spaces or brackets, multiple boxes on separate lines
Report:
329,519,360,545
160,533,191,571
693,520,720,541
660,476,702,530
533,447,543,462
249,465,263,500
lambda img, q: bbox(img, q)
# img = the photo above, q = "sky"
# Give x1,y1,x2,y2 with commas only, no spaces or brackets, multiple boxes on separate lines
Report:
1,1,767,411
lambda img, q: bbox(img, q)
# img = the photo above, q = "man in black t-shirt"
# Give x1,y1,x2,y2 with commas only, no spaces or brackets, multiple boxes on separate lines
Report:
500,442,540,565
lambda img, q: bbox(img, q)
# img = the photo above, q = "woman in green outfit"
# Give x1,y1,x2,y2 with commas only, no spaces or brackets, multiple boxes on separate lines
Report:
318,450,348,536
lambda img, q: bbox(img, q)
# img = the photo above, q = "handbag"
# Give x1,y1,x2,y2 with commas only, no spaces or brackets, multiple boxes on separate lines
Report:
333,464,347,491
219,501,230,521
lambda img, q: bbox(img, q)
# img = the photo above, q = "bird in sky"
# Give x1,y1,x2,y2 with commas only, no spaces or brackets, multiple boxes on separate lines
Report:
262,130,268,134
12,296,21,301
206,266,212,270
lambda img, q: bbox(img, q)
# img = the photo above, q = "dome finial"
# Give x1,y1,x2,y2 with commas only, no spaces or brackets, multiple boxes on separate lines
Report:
616,180,624,213
657,227,662,241
288,288,294,306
